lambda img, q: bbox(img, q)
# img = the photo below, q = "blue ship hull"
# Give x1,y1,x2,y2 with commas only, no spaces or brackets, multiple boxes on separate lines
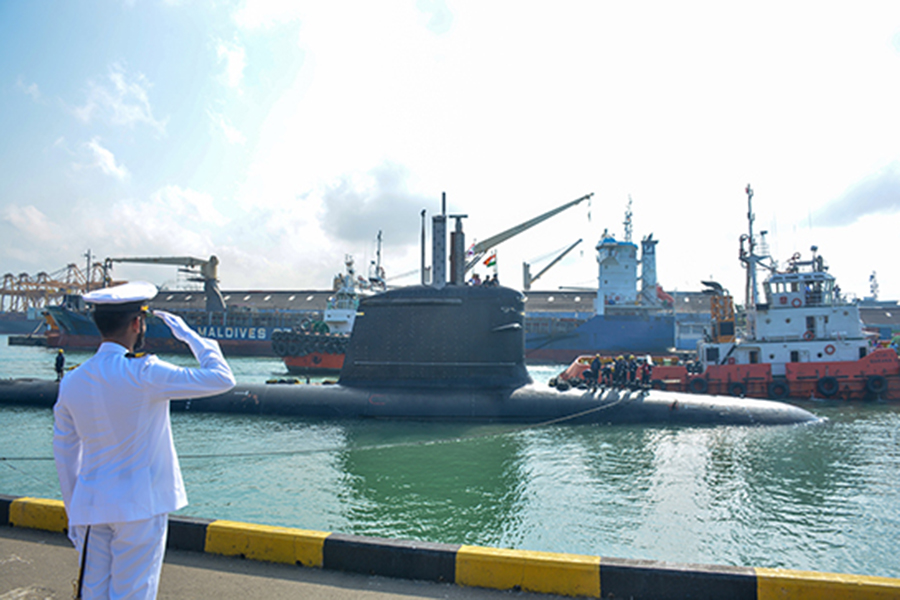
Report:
525,312,676,363
44,306,292,356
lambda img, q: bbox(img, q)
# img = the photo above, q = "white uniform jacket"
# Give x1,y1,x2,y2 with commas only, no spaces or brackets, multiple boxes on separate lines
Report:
53,339,236,527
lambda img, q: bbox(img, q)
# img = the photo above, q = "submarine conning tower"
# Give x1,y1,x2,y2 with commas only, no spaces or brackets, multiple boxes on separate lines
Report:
339,193,531,390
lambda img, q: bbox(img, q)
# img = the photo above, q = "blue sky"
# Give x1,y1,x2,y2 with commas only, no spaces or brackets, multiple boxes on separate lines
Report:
3,1,900,301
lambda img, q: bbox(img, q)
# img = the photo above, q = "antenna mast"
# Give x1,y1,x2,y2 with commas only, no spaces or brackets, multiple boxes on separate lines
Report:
623,196,633,243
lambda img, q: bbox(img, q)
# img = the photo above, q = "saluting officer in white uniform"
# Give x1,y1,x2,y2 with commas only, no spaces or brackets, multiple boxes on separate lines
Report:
53,281,236,599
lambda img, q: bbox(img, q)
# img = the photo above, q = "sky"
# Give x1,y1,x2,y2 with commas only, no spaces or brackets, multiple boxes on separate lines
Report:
2,1,900,302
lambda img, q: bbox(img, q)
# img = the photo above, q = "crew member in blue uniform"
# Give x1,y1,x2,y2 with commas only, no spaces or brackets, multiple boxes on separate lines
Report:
53,281,236,599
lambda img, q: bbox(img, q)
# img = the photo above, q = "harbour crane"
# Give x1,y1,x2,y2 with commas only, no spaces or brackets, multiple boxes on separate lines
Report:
522,239,583,291
102,255,226,312
464,193,593,273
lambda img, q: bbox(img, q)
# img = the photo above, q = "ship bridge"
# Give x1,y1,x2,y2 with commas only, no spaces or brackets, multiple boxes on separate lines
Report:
764,270,838,309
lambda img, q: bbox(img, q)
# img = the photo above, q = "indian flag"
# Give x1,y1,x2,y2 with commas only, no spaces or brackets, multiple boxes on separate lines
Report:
483,252,497,267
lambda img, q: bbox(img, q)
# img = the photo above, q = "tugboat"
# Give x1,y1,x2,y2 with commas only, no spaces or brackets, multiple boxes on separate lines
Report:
273,251,386,374
554,185,900,401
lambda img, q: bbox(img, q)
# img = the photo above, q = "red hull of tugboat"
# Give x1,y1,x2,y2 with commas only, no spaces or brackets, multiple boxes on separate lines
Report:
283,352,345,374
557,348,900,401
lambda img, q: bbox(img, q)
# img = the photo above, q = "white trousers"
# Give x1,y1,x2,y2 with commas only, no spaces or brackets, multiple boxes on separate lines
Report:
70,514,169,600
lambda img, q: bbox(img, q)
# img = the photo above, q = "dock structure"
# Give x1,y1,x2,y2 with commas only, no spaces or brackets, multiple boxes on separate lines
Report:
2,494,899,599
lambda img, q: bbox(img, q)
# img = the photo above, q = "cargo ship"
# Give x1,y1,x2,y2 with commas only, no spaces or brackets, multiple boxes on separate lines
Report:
39,252,386,358
523,202,678,363
553,185,900,401
43,290,311,356
40,255,320,356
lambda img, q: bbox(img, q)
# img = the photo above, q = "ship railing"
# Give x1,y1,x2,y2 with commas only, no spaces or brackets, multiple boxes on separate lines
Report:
756,332,862,343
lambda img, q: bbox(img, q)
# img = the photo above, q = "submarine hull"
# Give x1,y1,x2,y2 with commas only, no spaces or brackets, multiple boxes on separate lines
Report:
0,379,820,426
173,383,822,426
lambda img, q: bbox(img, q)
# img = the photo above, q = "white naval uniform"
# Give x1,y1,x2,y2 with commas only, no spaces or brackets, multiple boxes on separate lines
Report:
54,328,235,599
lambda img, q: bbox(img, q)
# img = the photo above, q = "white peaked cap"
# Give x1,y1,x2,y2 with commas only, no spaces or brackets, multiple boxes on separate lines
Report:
82,281,159,305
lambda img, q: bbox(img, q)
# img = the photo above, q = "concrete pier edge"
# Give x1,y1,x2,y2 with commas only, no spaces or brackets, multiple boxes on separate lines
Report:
2,494,898,599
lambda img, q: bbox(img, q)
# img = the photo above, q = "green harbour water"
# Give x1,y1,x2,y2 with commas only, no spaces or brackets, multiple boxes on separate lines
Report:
1,335,899,579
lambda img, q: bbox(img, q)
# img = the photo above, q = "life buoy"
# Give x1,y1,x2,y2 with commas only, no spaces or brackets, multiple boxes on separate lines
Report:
792,298,802,308
824,344,836,355
767,380,790,400
816,376,839,397
728,382,746,397
866,375,888,395
727,357,736,365
688,378,708,394
803,330,815,341
779,296,788,305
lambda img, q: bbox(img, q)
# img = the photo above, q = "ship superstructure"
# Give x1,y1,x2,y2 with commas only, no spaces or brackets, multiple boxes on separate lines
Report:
524,201,677,363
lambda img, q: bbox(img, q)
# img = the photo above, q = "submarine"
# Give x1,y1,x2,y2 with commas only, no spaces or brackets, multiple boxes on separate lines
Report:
0,197,820,427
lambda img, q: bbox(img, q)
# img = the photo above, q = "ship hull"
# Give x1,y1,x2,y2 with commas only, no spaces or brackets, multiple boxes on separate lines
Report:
283,352,345,374
525,313,675,364
45,306,287,357
274,330,349,374
557,348,900,402
0,313,44,335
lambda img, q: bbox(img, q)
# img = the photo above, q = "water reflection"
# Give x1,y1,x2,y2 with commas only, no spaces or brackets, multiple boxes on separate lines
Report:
336,422,527,545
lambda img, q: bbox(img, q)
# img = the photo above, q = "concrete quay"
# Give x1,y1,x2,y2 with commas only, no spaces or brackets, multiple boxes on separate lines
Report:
1,525,564,600
3,494,900,599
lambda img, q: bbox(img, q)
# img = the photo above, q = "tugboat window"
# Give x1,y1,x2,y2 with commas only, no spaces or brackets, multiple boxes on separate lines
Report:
790,350,799,362
705,347,720,363
749,350,759,364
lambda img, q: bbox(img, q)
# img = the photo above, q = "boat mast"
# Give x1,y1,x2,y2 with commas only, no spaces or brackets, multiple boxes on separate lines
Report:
741,185,760,338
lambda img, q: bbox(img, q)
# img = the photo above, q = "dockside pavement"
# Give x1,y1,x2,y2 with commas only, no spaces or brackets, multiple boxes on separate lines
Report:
4,495,900,600
1,526,567,600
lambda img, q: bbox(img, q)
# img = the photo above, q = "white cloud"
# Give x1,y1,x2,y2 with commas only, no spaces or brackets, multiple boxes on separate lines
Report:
72,63,167,135
232,0,304,29
216,39,246,89
81,138,130,180
2,205,59,243
207,110,246,144
15,77,42,102
150,185,229,227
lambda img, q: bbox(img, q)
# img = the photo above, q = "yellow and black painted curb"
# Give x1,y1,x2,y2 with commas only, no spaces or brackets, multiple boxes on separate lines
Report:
3,494,899,599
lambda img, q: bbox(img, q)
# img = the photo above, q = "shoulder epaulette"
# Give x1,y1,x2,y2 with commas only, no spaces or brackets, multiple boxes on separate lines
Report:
125,352,148,359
